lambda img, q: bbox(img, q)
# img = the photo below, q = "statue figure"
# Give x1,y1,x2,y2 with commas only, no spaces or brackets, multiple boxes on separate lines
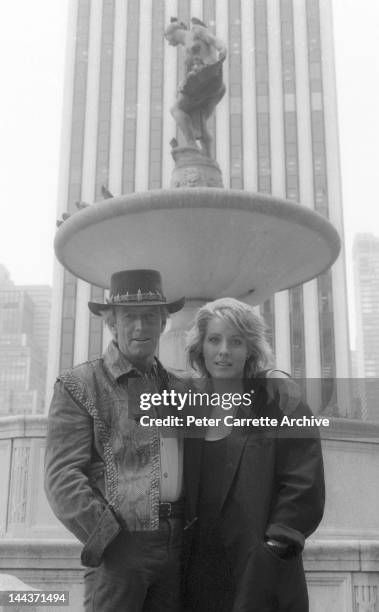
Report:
165,17,227,158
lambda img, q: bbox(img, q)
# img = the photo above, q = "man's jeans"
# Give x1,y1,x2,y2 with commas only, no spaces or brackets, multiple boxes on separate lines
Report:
84,518,183,611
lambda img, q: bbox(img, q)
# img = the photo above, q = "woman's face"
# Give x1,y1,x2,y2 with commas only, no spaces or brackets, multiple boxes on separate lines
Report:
202,316,248,379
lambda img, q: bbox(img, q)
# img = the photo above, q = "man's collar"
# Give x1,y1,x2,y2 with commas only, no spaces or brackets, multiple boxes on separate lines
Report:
103,341,158,381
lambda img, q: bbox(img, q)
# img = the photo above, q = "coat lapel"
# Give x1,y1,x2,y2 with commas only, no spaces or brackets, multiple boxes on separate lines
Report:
219,383,261,511
184,437,203,523
219,427,248,511
184,379,264,518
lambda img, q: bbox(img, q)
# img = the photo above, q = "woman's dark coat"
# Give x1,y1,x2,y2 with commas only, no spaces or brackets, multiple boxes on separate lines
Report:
183,376,325,612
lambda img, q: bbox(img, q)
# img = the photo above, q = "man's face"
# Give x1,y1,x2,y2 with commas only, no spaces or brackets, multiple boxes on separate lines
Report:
114,306,163,367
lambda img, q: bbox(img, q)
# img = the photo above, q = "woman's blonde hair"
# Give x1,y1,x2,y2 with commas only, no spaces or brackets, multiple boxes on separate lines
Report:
186,297,274,378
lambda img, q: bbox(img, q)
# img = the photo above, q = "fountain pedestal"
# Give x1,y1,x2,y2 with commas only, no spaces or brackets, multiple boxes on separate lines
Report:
170,147,223,188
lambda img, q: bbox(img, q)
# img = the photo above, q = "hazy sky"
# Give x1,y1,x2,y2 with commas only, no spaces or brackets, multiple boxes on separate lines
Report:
0,0,378,345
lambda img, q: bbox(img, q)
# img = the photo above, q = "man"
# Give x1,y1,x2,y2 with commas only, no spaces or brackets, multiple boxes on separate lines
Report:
44,269,185,611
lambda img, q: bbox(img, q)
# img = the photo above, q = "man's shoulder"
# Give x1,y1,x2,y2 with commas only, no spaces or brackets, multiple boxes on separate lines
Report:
57,357,103,385
54,358,106,411
158,363,191,390
166,367,188,379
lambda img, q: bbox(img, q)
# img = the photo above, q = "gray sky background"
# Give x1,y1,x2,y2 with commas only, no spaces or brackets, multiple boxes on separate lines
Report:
0,0,378,348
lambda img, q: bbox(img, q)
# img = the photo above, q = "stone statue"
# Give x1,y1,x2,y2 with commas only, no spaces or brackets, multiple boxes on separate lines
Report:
165,17,227,158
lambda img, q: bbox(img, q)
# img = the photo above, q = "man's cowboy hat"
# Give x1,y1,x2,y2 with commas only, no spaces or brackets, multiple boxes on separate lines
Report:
88,269,185,316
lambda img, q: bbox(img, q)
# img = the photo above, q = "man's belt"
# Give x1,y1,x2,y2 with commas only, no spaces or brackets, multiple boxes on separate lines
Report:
159,499,184,520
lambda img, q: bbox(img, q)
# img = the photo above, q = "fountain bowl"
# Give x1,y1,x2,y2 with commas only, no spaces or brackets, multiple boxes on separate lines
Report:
54,188,340,305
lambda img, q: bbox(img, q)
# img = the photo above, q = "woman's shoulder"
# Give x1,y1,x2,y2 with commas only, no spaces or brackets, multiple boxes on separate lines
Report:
248,370,303,416
186,376,211,392
260,368,291,379
165,370,210,394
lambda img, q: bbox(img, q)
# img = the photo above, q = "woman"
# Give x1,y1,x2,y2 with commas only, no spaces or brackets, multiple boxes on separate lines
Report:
183,298,325,612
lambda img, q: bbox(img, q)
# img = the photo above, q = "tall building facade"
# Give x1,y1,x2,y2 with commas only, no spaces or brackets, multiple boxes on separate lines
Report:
0,264,14,288
353,233,379,421
48,0,351,413
18,285,52,362
0,289,45,414
0,269,52,414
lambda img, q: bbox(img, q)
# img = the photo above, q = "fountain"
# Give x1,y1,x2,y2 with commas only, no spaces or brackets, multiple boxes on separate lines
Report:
54,17,340,363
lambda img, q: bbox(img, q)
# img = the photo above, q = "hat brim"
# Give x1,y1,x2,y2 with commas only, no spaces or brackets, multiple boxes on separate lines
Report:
88,296,185,316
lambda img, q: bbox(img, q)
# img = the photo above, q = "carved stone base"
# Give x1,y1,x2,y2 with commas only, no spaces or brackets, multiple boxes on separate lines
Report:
170,146,223,188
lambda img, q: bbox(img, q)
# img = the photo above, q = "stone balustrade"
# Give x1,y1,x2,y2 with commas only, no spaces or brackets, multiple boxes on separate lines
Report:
0,415,378,611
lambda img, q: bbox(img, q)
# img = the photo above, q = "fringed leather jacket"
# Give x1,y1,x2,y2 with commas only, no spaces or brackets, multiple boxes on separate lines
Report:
44,341,179,567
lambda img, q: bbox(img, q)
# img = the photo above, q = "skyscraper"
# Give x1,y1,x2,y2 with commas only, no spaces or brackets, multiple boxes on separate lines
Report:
0,268,52,415
18,285,52,363
353,233,379,421
0,289,45,414
48,0,351,414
